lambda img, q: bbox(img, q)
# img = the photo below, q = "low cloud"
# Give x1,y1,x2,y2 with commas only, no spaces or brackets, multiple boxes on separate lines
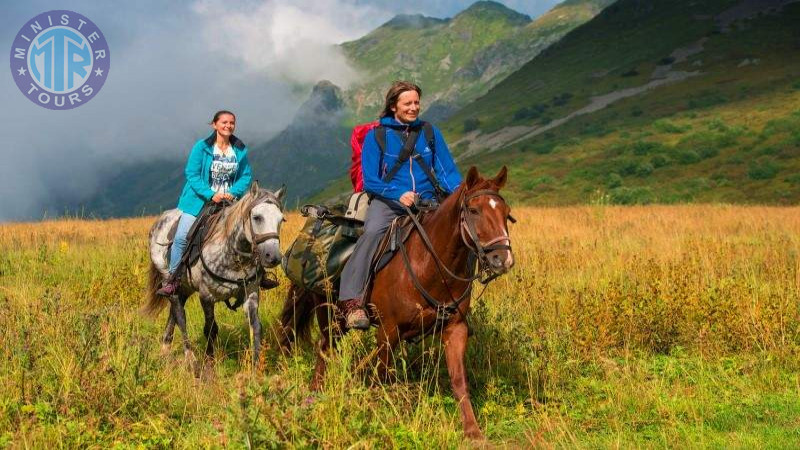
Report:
1,0,559,221
192,0,387,87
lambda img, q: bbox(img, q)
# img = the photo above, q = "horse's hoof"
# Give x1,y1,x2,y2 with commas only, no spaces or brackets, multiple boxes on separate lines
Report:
160,343,171,357
184,350,199,376
465,429,485,441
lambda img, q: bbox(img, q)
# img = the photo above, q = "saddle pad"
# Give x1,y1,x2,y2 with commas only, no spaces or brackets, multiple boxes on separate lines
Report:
166,204,224,272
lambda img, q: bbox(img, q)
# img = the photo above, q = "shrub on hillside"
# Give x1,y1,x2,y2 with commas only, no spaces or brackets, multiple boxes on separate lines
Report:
513,104,548,122
552,92,573,107
522,175,555,191
761,115,800,138
657,56,676,65
653,119,690,134
607,173,623,189
463,118,480,132
673,149,701,165
609,186,654,205
580,122,611,137
706,118,745,136
651,154,670,168
614,158,639,176
698,147,720,159
679,130,738,152
631,140,668,155
621,69,639,77
784,174,800,185
687,90,728,109
636,162,654,177
748,159,781,180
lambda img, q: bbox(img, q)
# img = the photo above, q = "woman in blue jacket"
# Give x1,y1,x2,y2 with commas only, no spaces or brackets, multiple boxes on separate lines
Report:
339,81,462,329
156,110,253,296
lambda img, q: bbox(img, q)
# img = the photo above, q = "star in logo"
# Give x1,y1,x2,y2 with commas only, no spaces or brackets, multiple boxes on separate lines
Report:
17,67,27,76
94,68,104,77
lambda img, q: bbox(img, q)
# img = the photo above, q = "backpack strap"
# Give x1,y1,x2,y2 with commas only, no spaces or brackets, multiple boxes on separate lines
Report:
381,126,421,183
422,121,435,156
377,121,447,201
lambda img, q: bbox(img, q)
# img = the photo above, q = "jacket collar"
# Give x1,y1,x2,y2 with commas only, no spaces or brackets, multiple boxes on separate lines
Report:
379,116,423,129
204,132,245,151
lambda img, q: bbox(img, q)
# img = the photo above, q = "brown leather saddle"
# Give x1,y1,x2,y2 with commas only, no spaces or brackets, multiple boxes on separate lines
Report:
369,211,427,277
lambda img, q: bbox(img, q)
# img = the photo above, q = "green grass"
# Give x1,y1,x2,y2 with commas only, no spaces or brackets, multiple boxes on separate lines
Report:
2,206,800,447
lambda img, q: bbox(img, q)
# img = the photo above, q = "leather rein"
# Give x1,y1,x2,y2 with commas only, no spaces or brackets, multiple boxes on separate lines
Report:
398,188,514,324
196,191,283,310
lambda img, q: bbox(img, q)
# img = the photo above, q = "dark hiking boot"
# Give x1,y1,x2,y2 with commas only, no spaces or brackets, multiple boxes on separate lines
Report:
340,298,369,330
156,278,180,296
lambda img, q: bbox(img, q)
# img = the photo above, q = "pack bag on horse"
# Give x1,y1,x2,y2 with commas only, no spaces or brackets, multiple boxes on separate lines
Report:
144,182,285,367
281,166,514,439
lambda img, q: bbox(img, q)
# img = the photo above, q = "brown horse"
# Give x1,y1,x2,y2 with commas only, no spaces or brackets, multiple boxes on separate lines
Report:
280,166,514,439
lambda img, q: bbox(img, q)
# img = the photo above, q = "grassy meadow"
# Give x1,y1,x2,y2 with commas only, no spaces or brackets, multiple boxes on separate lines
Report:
1,206,799,448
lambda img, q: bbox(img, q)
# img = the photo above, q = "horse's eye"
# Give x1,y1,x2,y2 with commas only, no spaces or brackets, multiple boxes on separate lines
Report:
468,207,480,215
282,217,287,223
253,215,263,223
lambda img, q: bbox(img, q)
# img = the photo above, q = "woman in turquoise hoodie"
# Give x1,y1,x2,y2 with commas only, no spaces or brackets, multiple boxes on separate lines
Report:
157,110,253,295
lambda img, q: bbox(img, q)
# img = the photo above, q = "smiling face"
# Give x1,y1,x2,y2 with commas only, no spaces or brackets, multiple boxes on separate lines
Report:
391,90,421,123
212,113,236,138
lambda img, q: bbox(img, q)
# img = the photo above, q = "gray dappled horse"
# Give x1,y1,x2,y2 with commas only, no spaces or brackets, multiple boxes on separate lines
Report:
143,182,285,367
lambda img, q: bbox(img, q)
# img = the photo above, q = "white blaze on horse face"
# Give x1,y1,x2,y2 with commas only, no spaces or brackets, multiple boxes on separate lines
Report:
489,198,497,210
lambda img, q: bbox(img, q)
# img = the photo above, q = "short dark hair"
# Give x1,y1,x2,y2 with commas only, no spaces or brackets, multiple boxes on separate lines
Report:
379,81,422,119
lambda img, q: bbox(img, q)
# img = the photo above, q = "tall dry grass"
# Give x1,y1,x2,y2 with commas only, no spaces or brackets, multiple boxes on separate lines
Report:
0,206,798,447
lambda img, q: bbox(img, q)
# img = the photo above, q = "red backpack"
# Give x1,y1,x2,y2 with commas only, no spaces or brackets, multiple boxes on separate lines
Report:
349,121,437,193
349,121,380,192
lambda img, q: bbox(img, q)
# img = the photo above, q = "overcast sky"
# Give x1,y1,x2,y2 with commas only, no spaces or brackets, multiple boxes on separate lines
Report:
2,0,561,221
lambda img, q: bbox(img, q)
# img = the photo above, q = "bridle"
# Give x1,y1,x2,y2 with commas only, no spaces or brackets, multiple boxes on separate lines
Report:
398,187,514,325
459,189,515,284
240,191,284,253
195,190,283,310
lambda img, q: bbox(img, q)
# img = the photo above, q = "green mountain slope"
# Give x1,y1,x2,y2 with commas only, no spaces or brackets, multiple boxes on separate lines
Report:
440,0,800,205
248,81,351,208
343,0,614,121
73,0,614,217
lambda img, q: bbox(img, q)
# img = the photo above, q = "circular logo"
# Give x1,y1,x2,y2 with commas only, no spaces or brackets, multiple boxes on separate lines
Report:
10,10,110,110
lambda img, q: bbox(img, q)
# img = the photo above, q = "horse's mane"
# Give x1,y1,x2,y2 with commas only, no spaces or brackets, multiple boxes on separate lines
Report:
205,190,256,243
424,176,498,225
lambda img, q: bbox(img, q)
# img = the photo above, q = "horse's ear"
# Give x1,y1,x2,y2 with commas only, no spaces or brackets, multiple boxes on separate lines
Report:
465,166,480,189
249,181,259,196
493,166,508,189
275,185,286,202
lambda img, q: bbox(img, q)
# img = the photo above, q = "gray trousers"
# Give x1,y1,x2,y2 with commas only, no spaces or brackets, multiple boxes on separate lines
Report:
338,198,404,301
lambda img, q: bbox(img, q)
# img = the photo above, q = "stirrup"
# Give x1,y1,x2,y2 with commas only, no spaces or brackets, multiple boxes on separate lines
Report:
340,299,369,330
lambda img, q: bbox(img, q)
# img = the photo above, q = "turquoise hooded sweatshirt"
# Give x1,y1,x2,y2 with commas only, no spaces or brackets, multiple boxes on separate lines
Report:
176,132,253,216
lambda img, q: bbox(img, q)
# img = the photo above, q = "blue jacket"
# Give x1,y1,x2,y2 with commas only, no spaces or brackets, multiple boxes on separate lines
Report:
362,117,461,201
177,132,253,216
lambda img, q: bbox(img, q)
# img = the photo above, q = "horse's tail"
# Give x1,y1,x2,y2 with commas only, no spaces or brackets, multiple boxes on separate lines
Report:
142,260,168,318
279,283,317,351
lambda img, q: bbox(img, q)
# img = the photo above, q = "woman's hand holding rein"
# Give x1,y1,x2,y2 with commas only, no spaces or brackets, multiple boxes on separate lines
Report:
399,191,416,207
212,192,234,203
